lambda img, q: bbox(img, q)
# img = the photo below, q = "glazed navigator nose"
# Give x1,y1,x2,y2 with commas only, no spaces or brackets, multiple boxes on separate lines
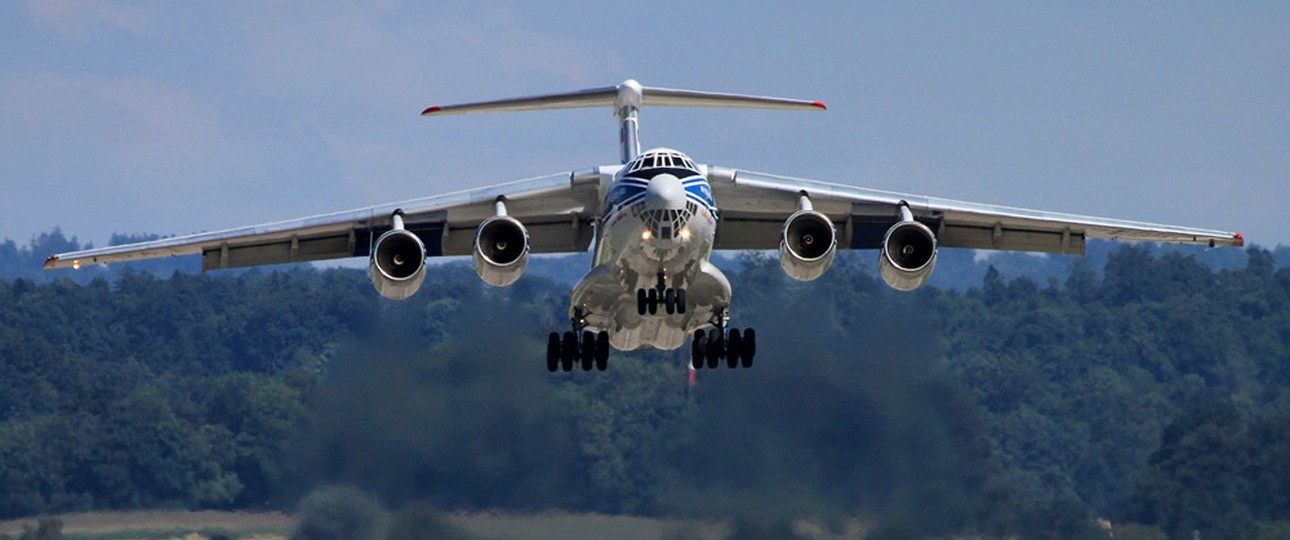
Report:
645,173,686,210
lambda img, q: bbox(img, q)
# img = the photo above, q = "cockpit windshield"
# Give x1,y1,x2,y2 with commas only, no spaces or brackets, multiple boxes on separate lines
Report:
627,150,698,176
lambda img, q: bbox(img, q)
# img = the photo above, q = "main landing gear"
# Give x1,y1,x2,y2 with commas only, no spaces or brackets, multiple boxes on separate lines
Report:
547,307,608,372
691,310,756,369
637,272,686,315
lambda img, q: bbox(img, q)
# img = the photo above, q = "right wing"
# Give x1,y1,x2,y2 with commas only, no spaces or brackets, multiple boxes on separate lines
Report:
44,169,611,271
707,167,1243,254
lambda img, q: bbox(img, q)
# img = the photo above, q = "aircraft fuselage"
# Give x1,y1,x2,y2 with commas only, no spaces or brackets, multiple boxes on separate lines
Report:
570,148,731,351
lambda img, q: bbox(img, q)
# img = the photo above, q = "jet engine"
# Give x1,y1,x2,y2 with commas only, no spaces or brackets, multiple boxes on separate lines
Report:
879,218,938,291
473,214,530,286
779,209,837,281
369,228,427,300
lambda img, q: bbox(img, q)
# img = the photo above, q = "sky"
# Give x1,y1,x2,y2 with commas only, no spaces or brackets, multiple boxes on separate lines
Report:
2,1,1286,252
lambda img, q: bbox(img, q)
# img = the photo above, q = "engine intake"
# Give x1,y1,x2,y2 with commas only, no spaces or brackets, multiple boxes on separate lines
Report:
879,219,938,291
473,215,530,286
779,210,837,281
369,228,427,300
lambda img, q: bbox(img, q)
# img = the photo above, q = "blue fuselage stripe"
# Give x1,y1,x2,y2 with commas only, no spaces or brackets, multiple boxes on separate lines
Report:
605,169,718,222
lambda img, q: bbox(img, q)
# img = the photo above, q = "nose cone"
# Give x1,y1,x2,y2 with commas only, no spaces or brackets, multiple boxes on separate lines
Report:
645,174,686,209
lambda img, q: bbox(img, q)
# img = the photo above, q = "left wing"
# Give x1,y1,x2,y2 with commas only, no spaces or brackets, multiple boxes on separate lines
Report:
44,169,610,271
707,167,1243,254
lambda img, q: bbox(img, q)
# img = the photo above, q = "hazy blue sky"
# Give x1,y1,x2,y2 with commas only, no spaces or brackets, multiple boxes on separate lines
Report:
3,2,1285,251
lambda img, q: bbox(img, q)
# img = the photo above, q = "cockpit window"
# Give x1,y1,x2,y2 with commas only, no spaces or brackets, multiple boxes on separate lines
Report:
626,151,699,179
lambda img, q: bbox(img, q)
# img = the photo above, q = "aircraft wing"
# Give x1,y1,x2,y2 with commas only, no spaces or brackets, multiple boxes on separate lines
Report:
44,170,608,271
707,167,1243,254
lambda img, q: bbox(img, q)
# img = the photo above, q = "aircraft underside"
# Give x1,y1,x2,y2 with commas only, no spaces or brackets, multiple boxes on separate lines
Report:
550,184,757,372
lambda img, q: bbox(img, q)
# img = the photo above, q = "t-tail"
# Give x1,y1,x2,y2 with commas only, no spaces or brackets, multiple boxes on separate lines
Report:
421,79,826,164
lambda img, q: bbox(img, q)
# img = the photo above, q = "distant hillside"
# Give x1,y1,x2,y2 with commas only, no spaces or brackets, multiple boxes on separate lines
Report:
1,234,1288,538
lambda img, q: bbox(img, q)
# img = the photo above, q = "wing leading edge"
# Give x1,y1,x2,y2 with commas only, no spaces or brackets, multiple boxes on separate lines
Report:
44,170,607,272
707,167,1243,254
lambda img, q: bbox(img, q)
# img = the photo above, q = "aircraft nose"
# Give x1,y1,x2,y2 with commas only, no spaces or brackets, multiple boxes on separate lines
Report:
645,174,686,209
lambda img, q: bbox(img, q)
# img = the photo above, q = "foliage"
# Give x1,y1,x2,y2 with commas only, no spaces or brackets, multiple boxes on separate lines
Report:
0,517,62,540
291,485,386,540
2,231,1290,539
386,500,474,540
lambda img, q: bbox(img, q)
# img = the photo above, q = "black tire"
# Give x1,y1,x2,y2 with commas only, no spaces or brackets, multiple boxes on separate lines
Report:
726,329,742,369
595,331,609,371
646,288,658,315
546,332,560,372
664,289,676,314
706,330,723,369
561,331,576,372
741,328,756,368
581,331,595,371
692,330,706,369
636,289,647,315
676,289,687,314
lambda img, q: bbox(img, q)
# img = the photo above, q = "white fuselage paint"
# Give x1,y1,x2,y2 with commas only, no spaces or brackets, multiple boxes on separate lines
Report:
570,148,731,352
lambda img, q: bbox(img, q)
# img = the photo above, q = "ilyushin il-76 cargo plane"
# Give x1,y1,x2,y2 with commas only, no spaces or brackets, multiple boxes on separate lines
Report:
45,80,1244,372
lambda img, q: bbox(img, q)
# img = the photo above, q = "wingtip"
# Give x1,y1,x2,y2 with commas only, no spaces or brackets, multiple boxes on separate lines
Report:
420,106,442,116
43,255,57,270
1234,232,1245,247
811,101,827,111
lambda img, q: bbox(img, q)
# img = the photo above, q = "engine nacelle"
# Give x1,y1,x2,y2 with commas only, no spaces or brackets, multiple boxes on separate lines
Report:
473,215,530,287
369,228,427,300
879,220,938,291
779,210,837,281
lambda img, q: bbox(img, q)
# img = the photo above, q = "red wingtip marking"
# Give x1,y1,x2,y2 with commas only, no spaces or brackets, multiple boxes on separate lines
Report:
421,106,441,115
1234,233,1245,247
811,101,827,110
43,255,57,270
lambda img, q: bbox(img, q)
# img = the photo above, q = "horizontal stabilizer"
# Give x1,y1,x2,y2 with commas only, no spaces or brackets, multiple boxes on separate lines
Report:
641,87,825,111
421,86,619,116
421,79,825,116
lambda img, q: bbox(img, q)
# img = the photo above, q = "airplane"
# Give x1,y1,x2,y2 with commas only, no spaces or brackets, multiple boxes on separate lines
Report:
44,79,1244,373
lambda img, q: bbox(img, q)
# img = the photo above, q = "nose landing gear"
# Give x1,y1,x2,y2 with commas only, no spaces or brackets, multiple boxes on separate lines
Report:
637,272,687,315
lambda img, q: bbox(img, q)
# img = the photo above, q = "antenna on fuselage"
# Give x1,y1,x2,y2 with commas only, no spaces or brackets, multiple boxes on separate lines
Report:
421,79,826,165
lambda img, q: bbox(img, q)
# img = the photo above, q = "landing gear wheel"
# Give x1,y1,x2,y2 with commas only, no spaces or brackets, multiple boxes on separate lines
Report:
741,328,756,368
636,289,647,315
726,329,742,369
580,331,595,371
705,330,723,369
646,288,658,315
676,289,687,314
546,332,560,372
692,330,706,369
561,331,577,372
664,289,676,315
595,331,609,371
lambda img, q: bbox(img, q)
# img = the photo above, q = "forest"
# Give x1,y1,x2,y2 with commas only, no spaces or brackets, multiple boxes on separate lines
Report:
1,229,1289,539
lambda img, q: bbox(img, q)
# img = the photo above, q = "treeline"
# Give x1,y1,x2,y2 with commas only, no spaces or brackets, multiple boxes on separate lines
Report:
1,233,1289,538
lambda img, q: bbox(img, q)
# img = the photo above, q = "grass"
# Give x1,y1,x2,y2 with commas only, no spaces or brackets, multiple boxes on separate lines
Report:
0,511,292,540
0,509,868,540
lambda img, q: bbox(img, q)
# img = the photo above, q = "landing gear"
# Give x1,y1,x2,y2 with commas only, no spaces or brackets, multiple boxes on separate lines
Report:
547,308,610,372
690,309,756,370
637,272,686,315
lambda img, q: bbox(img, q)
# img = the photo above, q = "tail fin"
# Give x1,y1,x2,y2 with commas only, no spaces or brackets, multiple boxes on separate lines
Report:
421,79,825,163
